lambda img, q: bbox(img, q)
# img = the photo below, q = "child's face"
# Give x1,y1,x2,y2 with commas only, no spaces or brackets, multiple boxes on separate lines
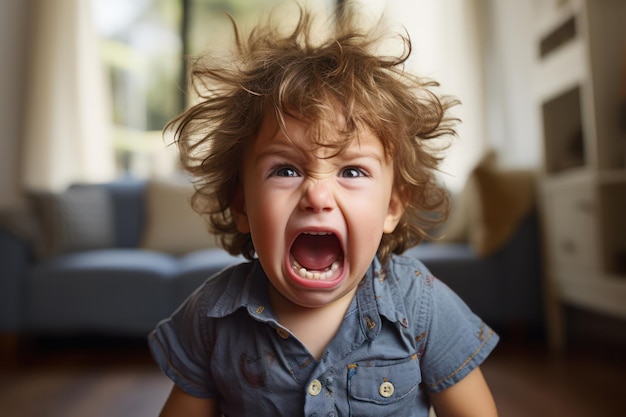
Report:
232,110,404,310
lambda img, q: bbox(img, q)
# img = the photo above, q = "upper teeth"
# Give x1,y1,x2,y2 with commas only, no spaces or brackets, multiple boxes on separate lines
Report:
304,231,331,236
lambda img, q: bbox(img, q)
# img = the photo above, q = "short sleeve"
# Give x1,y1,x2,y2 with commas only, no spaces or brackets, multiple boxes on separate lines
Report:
148,291,218,398
419,278,499,392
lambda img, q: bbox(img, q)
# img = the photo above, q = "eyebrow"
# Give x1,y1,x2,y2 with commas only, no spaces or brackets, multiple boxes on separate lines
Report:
254,142,300,163
340,147,384,165
255,142,384,165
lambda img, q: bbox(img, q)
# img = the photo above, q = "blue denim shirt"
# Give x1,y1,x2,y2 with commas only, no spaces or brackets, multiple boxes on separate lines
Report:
149,255,498,417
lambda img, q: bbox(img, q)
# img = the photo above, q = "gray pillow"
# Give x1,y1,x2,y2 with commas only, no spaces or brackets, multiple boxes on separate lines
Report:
29,186,115,258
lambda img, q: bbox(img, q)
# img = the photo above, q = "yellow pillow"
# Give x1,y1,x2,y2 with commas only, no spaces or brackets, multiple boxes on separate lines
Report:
470,153,536,256
141,179,218,255
437,151,536,257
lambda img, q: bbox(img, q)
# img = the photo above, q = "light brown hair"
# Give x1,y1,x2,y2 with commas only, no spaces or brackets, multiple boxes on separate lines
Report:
167,4,458,262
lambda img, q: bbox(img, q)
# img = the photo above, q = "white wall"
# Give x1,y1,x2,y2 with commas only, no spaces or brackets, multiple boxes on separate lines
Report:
356,0,489,192
483,0,543,169
0,1,30,209
351,0,542,191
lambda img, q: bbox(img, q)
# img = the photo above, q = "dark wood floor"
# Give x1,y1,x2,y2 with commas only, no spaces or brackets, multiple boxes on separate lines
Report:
485,340,624,417
1,334,624,417
0,337,171,417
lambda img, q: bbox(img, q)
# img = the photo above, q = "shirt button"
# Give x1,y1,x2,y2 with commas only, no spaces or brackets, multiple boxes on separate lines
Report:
379,381,395,398
276,327,290,339
308,379,322,396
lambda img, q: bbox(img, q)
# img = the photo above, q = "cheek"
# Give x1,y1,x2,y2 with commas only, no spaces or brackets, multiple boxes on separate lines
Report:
348,190,395,237
358,186,393,215
245,196,287,248
348,201,388,236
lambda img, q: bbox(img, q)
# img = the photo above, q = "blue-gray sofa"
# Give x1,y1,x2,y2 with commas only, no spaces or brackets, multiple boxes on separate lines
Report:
0,180,244,337
0,177,543,339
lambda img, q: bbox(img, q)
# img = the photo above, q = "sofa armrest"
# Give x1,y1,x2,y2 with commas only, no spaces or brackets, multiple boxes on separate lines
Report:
403,211,544,326
492,212,544,323
0,230,31,331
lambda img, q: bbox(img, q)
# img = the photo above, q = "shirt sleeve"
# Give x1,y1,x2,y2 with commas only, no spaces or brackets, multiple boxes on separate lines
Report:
148,288,218,399
419,277,499,393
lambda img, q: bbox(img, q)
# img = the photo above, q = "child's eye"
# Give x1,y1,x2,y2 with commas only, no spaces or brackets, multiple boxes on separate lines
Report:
272,166,300,177
340,167,368,178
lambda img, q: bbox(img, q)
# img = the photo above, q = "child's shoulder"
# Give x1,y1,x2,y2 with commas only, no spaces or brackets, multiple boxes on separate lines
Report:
385,253,436,288
185,260,260,314
197,259,253,289
374,254,437,319
379,254,455,317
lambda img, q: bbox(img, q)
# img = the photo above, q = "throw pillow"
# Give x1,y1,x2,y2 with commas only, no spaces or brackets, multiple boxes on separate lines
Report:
141,179,218,255
29,186,115,258
435,151,536,257
469,155,536,256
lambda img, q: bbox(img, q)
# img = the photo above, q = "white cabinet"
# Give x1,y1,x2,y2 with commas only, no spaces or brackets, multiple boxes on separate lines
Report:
542,174,600,275
534,0,626,349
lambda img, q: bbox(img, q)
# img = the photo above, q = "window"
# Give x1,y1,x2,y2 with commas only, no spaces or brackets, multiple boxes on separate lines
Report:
92,0,335,178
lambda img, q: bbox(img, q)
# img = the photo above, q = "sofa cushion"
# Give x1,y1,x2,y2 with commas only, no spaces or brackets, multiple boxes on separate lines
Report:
174,249,246,306
29,186,115,258
403,244,503,321
99,180,147,248
141,179,219,255
27,249,180,334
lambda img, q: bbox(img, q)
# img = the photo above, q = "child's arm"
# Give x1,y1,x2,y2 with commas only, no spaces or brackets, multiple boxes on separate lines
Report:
159,385,220,417
428,367,498,417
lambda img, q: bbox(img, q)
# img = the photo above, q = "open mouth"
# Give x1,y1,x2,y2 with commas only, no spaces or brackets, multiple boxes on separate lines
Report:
289,231,344,281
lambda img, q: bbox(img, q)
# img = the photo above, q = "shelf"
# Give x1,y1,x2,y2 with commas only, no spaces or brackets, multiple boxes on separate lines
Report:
535,0,626,349
532,0,582,42
541,168,626,187
540,168,590,188
533,38,587,103
557,274,626,319
541,85,586,173
597,170,626,184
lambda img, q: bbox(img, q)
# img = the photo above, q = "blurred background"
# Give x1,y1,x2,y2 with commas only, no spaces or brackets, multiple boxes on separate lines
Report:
0,0,541,197
1,0,625,416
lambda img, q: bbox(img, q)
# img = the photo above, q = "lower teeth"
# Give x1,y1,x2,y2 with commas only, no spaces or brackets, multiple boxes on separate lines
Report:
292,259,340,280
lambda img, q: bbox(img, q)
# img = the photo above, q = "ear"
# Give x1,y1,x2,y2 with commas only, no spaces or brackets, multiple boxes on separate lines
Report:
230,187,250,233
383,187,407,234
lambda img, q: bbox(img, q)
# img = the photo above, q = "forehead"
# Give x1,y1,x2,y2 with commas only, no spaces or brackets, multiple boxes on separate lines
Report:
251,108,386,158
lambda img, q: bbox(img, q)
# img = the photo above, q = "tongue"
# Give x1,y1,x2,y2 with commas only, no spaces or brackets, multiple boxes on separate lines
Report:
292,234,341,271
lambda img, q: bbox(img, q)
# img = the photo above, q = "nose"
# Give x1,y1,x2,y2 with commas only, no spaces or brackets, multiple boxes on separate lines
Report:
299,179,336,213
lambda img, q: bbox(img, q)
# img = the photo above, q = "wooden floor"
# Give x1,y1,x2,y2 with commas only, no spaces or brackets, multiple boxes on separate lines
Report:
484,340,624,417
1,334,624,417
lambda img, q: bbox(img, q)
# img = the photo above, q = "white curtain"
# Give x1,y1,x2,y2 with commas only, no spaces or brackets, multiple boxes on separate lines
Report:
358,0,487,193
22,0,114,191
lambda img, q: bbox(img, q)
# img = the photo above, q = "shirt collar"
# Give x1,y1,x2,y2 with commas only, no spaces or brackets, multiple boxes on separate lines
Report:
206,257,409,336
208,260,274,321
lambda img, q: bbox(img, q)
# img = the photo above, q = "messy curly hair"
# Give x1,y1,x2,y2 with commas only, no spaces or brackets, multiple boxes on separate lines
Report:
167,3,458,263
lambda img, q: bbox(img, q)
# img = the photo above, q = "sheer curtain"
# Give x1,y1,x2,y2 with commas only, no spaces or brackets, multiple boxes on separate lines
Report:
359,0,487,192
22,0,114,191
19,0,485,192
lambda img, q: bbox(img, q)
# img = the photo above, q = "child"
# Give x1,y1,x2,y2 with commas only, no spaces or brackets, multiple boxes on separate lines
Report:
149,5,499,416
